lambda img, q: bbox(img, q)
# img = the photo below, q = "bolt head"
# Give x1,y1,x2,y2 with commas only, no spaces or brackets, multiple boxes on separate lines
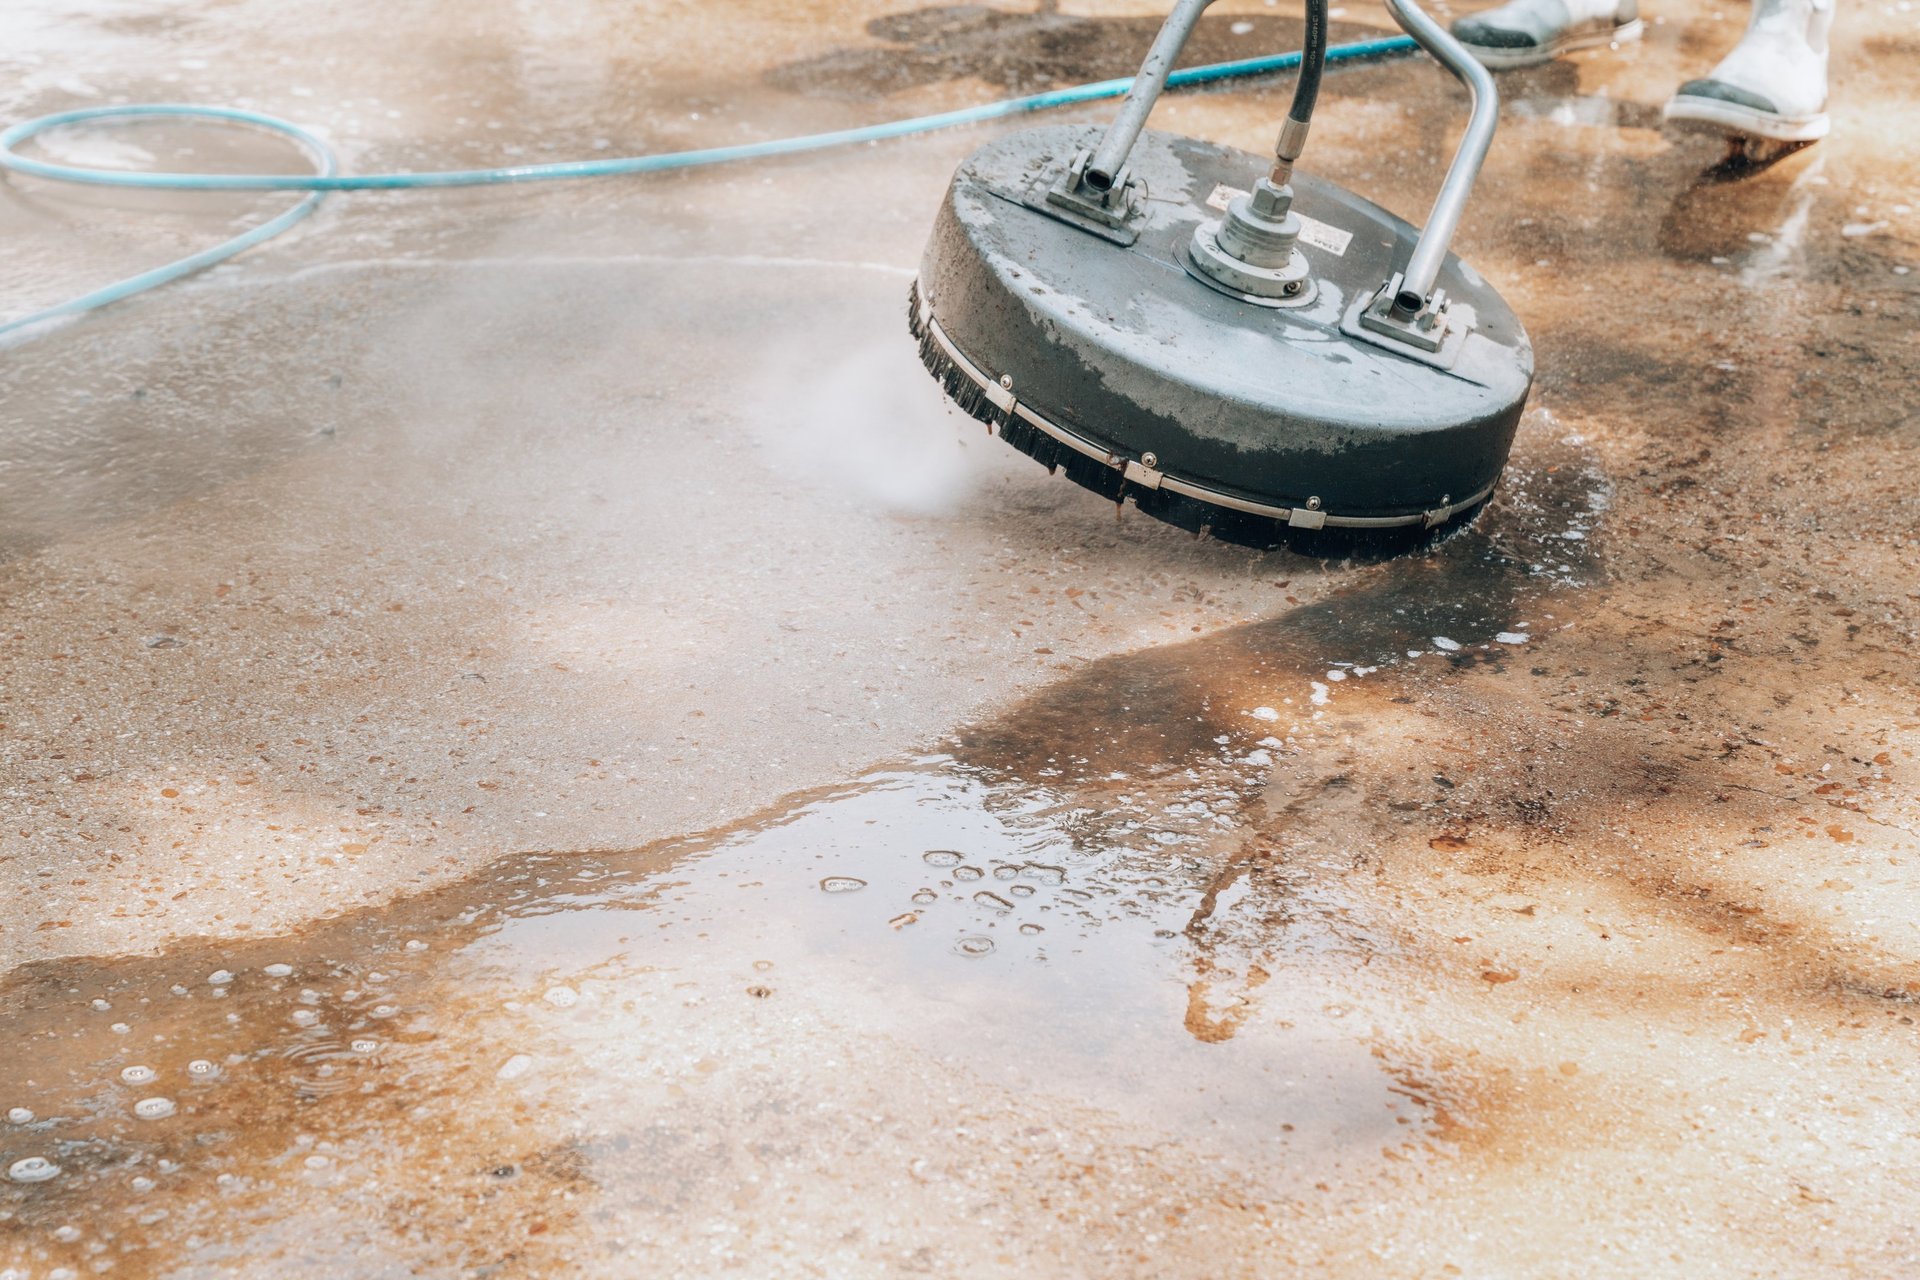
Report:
1140,452,1158,469
1249,178,1293,219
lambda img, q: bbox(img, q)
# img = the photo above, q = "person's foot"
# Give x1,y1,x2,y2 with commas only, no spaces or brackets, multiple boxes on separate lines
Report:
1664,0,1833,142
1451,0,1644,69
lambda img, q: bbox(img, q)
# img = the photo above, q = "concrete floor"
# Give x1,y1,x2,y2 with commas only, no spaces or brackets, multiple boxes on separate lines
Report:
1,0,1918,1276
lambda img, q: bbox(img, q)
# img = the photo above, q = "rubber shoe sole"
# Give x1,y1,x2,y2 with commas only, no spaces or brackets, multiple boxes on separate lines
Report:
1457,17,1643,69
1663,92,1830,143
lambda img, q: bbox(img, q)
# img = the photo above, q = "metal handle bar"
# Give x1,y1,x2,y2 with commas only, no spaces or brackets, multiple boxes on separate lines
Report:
1380,0,1499,307
1083,0,1498,311
1084,0,1218,191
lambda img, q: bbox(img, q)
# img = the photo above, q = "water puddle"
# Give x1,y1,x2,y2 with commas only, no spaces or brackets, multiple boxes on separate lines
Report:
0,756,1434,1274
0,425,1614,1275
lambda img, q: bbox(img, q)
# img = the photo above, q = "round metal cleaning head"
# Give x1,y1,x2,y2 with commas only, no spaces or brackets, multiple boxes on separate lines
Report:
910,123,1534,552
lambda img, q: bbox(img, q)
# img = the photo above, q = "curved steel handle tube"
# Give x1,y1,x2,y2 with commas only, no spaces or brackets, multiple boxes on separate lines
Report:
1380,0,1499,305
1085,0,1219,190
1085,0,1489,307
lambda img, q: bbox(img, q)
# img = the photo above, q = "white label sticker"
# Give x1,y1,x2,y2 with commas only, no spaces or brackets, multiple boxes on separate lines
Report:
1295,213,1353,257
1205,183,1243,213
1200,184,1353,257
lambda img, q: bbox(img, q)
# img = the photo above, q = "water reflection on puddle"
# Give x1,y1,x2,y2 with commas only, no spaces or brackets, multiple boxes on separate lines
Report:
0,756,1429,1273
0,429,1609,1274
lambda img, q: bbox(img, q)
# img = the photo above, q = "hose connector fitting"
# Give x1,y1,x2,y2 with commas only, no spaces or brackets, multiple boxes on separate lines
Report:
1269,113,1312,187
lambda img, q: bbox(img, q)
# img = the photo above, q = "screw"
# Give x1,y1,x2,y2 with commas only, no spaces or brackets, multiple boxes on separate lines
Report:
1306,496,1322,511
1283,280,1302,296
1141,452,1158,469
998,374,1013,389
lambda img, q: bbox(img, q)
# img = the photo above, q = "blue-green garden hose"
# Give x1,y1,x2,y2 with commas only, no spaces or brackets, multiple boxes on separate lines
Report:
0,35,1414,341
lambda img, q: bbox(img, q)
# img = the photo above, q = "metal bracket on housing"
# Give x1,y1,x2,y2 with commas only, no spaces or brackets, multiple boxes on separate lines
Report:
1422,494,1461,528
1342,273,1470,371
1026,147,1146,246
1287,498,1327,530
1048,148,1141,227
1360,272,1453,351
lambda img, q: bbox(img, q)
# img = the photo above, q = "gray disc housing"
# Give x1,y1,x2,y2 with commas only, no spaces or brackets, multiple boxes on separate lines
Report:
913,123,1534,544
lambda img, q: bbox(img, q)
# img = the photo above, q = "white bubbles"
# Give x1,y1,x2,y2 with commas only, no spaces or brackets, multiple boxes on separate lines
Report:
952,934,996,958
133,1096,177,1120
89,998,111,1012
7,1156,60,1183
497,1054,534,1081
187,1059,219,1078
543,986,579,1008
51,1270,79,1280
818,876,867,893
1431,636,1462,652
372,1004,398,1018
120,1065,157,1085
953,865,984,882
303,1154,330,1170
290,1008,320,1027
110,1022,131,1034
922,850,963,868
53,1225,81,1243
130,1175,156,1193
404,940,428,952
208,970,234,985
5,1107,32,1125
1019,923,1046,935
350,1039,379,1054
264,963,294,977
911,889,938,905
1250,706,1281,721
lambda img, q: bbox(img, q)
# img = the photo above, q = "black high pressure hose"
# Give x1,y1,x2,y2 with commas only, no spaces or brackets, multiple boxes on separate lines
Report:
1273,0,1330,183
1290,0,1329,132
1085,0,1337,193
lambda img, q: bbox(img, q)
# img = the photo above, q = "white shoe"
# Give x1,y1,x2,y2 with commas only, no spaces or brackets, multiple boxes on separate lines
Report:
1451,0,1644,69
1664,0,1833,142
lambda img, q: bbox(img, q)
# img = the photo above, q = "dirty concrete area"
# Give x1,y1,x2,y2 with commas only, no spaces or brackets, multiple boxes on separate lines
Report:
3,0,1919,1276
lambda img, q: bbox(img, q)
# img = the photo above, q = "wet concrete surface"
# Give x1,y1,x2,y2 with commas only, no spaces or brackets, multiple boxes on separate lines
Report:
3,0,1920,1275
